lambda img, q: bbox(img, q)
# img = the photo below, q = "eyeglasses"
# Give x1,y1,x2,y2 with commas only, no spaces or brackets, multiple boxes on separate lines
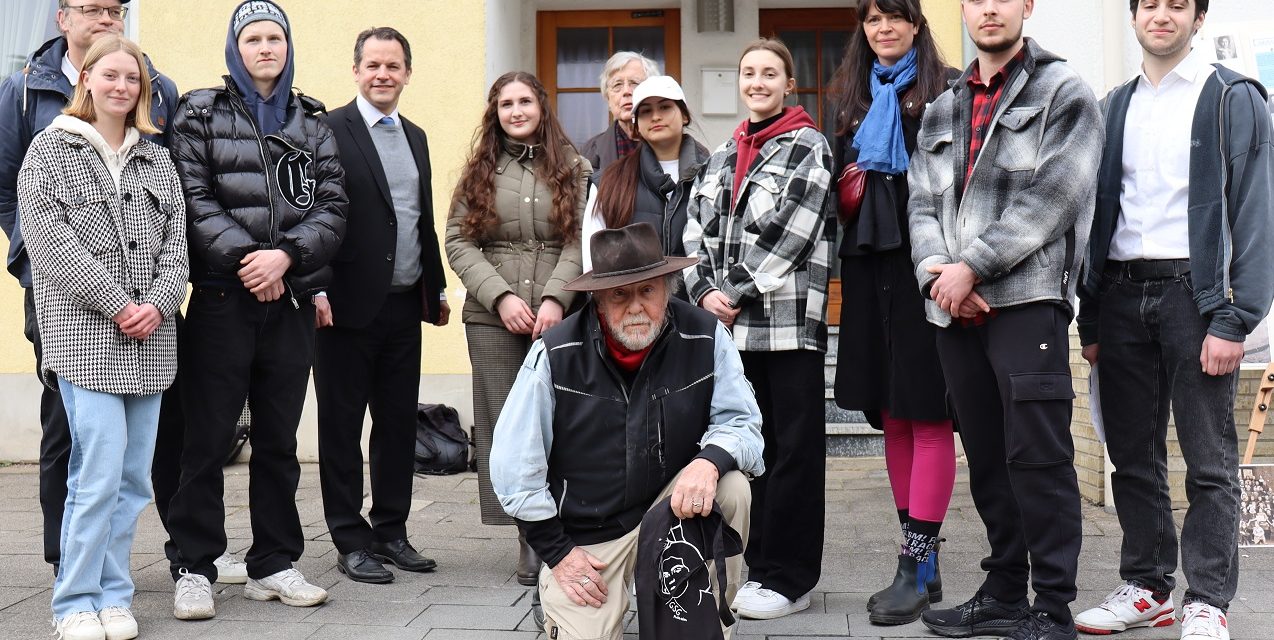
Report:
64,4,129,21
607,78,642,95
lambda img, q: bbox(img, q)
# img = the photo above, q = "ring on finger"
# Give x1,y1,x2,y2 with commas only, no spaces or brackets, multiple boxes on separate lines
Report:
579,576,591,586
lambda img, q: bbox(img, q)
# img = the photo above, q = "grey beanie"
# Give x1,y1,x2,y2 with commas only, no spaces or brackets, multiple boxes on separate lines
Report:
232,1,290,39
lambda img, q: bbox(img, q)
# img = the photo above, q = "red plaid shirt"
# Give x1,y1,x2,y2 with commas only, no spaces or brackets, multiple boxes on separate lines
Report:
614,122,637,158
966,49,1026,181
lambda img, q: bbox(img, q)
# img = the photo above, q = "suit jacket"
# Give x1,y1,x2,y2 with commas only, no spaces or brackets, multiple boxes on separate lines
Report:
323,100,446,327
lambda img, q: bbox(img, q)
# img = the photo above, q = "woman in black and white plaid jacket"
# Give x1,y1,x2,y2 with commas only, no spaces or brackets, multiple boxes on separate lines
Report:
16,35,187,640
682,38,834,622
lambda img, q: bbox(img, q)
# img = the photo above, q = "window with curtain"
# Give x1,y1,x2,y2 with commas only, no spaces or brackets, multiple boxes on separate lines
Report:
2,3,60,77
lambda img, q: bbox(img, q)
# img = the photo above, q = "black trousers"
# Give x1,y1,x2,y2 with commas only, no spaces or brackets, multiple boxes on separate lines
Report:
314,289,423,553
739,349,826,600
935,303,1082,623
24,288,184,569
167,285,315,582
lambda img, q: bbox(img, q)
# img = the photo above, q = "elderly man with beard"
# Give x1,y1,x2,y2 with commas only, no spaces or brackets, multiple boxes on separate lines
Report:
490,223,764,640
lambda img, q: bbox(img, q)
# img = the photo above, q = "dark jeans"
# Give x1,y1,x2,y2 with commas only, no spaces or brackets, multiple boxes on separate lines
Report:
314,289,422,553
1095,265,1240,609
167,286,315,582
936,304,1082,624
739,349,826,600
24,288,183,570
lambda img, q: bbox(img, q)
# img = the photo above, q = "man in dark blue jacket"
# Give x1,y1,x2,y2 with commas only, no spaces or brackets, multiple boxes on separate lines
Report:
0,0,194,578
1076,2,1274,639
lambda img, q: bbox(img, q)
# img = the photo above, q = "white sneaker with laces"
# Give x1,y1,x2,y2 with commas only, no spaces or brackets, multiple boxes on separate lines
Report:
731,585,811,620
173,570,216,620
243,567,328,607
1075,582,1174,634
214,553,248,584
55,611,105,640
1180,602,1229,640
97,607,137,640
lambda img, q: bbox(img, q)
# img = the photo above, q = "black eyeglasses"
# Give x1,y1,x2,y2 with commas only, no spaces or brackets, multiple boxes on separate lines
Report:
65,4,129,21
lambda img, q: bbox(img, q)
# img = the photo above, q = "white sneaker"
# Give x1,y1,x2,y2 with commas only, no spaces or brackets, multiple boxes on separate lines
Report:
1180,602,1230,640
55,611,105,640
173,570,216,620
732,580,761,605
243,568,328,607
731,585,811,620
214,553,248,584
97,607,138,640
1075,582,1174,634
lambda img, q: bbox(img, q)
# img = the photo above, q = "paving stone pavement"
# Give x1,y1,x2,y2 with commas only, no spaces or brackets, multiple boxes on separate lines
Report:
1,458,1272,639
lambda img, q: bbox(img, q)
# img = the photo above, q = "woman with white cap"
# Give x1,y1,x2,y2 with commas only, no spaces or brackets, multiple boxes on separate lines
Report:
581,75,708,292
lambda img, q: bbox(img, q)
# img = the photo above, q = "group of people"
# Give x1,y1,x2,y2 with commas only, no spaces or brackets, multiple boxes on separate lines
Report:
0,1,1270,640
1240,473,1273,546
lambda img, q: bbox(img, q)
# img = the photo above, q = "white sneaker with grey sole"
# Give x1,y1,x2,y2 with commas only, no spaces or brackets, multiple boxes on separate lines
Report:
97,606,138,640
732,586,811,620
214,553,248,584
243,568,328,607
173,570,215,620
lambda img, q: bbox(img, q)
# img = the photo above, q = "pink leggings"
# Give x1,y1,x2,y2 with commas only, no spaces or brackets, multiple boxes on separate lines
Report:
883,410,956,523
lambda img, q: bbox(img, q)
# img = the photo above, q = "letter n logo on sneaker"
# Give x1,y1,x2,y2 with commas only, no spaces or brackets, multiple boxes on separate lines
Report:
1134,599,1153,613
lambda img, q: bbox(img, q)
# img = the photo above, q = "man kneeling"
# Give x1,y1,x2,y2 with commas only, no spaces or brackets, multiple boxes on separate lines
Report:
491,223,765,639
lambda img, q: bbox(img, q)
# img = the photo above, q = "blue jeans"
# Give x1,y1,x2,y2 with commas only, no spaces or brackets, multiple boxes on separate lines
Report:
1096,264,1241,609
52,379,161,619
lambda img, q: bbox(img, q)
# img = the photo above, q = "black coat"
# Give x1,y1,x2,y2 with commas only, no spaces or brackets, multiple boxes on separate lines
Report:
170,78,347,296
322,101,447,326
832,106,948,425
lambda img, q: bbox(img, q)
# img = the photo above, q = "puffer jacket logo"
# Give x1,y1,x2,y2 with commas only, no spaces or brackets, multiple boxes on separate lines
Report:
275,147,314,211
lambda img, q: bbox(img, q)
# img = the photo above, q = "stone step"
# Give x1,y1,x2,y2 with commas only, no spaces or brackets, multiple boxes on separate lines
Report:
826,422,883,457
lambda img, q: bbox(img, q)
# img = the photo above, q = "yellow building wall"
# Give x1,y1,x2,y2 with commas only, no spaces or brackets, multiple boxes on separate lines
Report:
925,0,966,67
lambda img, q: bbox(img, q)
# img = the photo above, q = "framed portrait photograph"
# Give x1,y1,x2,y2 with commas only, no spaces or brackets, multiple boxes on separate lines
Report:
1241,465,1274,548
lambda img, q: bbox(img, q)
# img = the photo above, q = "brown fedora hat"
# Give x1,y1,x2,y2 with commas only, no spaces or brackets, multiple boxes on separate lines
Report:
564,223,698,292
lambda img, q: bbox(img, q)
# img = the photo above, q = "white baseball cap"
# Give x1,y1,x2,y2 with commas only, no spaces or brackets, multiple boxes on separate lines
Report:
630,76,686,122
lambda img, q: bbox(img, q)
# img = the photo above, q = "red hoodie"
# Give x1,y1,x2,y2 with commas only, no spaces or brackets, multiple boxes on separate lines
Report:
730,106,817,210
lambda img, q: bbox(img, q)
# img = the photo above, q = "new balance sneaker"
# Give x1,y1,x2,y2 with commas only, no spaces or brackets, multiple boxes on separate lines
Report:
1005,611,1078,640
1180,602,1229,640
1075,582,1174,634
97,607,138,640
55,611,105,640
732,586,811,620
214,553,248,584
173,570,215,620
920,590,1030,637
243,568,328,607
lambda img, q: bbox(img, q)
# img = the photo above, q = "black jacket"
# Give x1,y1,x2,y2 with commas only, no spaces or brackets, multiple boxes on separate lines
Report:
1079,65,1274,344
170,77,347,298
621,134,710,259
322,101,446,326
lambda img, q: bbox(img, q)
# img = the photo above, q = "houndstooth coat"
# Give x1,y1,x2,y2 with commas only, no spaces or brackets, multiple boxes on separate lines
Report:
17,127,188,395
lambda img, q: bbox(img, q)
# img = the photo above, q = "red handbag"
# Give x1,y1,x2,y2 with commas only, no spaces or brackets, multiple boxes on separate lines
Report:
836,162,867,224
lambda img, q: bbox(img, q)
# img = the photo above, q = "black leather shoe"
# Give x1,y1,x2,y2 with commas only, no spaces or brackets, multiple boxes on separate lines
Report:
1004,611,1077,640
369,539,437,573
337,549,394,584
868,554,930,625
868,543,943,611
921,590,1030,637
516,532,541,586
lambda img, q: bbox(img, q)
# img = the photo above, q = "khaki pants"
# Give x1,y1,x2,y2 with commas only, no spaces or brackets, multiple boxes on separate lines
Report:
540,470,751,640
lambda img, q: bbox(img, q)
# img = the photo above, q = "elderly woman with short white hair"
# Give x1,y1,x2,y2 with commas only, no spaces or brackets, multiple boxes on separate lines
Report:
579,51,660,173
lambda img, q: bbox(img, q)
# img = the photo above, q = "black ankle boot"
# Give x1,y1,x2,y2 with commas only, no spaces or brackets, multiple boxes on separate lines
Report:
516,532,541,586
867,542,943,611
869,553,930,624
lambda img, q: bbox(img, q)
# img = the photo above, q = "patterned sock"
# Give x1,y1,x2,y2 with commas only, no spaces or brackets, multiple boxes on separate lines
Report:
903,518,941,563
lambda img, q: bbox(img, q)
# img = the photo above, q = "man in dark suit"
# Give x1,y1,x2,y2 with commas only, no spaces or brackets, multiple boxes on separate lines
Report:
316,26,448,584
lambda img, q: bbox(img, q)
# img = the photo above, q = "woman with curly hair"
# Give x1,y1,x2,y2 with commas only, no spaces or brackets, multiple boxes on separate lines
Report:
445,71,590,586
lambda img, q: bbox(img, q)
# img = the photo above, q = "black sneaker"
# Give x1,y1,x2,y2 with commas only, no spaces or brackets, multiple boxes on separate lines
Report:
1004,611,1077,640
921,590,1030,637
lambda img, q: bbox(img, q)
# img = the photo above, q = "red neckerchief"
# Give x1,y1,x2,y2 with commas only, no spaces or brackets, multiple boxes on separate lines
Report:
600,312,653,373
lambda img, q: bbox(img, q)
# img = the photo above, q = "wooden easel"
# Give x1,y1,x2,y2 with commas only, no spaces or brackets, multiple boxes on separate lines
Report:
1242,362,1274,465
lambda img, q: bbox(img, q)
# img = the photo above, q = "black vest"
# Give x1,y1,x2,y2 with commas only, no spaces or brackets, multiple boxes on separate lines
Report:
542,297,718,546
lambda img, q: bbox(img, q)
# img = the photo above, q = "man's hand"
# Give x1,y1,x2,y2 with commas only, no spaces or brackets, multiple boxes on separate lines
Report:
254,280,285,303
927,262,979,317
314,295,333,328
531,298,564,340
550,547,609,608
238,249,293,293
1082,344,1099,366
699,291,740,327
1201,335,1243,376
497,294,535,335
670,458,720,519
433,299,451,327
955,291,992,319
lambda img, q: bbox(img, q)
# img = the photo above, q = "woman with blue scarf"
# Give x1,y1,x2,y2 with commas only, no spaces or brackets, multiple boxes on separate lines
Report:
827,0,956,626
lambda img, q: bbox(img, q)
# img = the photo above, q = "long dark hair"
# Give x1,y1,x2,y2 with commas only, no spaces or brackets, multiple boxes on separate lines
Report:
827,0,948,137
454,71,583,243
595,100,692,229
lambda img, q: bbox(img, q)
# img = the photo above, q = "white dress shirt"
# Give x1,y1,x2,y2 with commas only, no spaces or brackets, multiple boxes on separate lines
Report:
1110,47,1212,261
355,93,399,128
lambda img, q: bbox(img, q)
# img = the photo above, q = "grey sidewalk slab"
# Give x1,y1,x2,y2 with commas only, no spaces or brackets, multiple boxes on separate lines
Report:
0,458,1272,639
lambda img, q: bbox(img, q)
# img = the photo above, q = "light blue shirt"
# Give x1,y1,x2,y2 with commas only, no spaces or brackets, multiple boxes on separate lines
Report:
490,321,766,523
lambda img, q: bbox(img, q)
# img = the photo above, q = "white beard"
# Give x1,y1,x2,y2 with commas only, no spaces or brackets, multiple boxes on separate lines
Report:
608,311,666,351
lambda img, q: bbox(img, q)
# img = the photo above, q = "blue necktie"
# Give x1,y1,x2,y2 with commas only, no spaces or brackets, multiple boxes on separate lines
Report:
377,116,395,127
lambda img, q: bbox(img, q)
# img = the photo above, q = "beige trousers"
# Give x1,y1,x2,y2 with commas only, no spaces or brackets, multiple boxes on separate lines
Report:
539,470,751,640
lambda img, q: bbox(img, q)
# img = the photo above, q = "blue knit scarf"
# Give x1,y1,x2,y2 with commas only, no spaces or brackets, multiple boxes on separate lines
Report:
851,48,918,175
